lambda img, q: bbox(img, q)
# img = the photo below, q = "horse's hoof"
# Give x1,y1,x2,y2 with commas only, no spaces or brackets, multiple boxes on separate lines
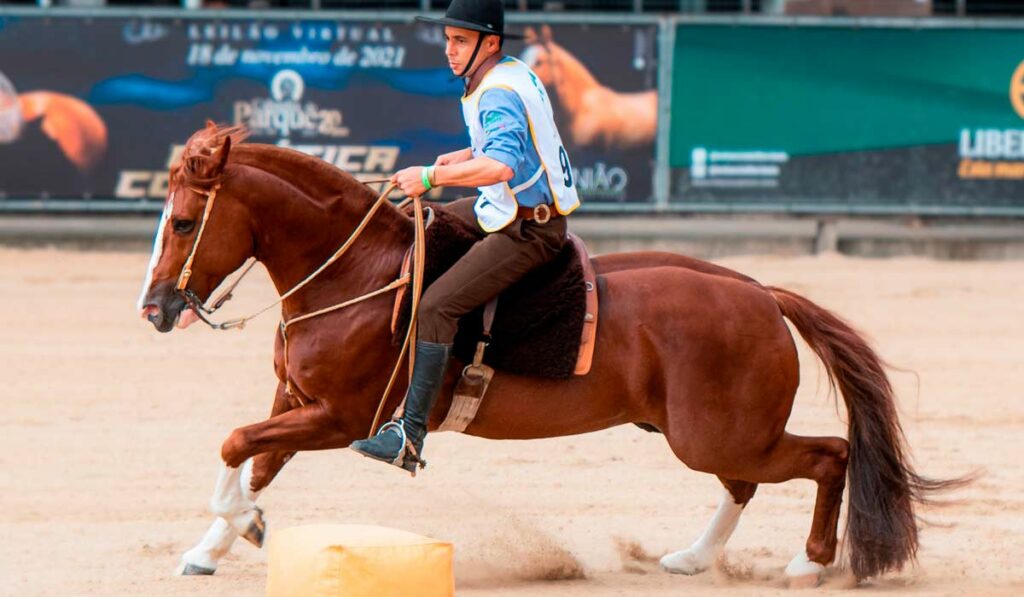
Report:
659,549,711,575
176,561,216,576
240,506,266,548
785,551,824,588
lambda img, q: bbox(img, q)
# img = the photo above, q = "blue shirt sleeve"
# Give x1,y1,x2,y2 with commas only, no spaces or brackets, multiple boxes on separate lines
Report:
477,88,528,174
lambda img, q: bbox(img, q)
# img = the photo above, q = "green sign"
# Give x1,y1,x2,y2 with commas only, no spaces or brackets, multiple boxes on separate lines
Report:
670,24,1024,211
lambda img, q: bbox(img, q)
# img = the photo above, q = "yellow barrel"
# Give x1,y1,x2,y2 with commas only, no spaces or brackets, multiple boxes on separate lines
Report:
266,524,454,597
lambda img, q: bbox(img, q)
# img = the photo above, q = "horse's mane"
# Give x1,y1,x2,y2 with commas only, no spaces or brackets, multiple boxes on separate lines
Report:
171,122,379,208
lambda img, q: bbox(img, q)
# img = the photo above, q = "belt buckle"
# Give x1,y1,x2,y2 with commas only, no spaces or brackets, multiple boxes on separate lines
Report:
533,204,552,225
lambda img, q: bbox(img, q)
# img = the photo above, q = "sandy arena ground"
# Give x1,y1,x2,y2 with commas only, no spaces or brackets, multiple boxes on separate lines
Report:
1,246,1022,596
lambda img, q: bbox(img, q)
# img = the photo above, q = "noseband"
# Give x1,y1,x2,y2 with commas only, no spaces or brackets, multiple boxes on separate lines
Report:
173,182,255,329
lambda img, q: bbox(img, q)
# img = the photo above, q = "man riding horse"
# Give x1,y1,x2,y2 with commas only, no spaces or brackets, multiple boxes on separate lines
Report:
349,0,581,472
137,7,962,573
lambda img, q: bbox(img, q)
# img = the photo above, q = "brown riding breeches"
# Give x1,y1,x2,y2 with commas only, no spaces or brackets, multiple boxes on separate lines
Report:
417,197,568,344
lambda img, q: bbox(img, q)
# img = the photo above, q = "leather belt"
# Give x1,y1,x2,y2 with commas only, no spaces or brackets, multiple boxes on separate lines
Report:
516,204,561,224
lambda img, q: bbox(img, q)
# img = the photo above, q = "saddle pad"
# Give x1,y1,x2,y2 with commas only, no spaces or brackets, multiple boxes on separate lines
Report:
392,203,588,379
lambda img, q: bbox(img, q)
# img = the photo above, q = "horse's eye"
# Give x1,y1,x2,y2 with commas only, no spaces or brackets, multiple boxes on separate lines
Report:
173,219,196,234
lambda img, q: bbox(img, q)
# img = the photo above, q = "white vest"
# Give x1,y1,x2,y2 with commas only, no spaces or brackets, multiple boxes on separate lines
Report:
461,57,581,232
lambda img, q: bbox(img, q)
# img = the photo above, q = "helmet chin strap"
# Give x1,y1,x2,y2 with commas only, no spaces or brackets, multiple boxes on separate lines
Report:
459,32,488,83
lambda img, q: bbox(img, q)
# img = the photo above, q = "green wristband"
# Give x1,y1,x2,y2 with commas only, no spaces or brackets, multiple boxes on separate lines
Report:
421,166,433,192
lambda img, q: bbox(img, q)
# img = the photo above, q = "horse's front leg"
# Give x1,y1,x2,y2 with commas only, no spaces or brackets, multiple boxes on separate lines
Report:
219,399,352,468
177,450,298,577
208,400,349,540
178,384,301,576
176,456,259,575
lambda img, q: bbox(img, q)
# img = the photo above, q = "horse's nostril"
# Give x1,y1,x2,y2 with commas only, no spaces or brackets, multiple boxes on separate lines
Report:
142,305,165,327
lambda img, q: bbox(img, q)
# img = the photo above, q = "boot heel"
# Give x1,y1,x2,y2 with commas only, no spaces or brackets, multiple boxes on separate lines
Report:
400,441,427,475
400,455,426,476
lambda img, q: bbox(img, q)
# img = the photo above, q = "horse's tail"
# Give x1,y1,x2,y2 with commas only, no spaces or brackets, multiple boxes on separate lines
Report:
767,286,969,580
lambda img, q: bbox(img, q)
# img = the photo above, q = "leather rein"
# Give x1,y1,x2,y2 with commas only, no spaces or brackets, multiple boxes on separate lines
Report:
172,179,427,438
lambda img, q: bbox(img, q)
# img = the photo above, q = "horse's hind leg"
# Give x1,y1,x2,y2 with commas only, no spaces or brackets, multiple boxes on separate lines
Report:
660,479,757,575
739,433,849,586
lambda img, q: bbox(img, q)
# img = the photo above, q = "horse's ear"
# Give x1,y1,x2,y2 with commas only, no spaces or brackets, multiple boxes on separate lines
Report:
213,136,231,176
205,119,217,131
524,26,537,44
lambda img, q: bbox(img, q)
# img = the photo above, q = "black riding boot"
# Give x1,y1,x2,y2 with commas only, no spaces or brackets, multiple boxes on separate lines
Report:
349,341,453,474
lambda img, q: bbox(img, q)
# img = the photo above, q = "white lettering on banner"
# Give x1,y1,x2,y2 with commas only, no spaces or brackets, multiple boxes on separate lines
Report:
574,163,628,199
116,144,186,198
334,47,359,67
277,141,399,174
709,150,789,163
689,146,788,188
190,24,252,43
234,70,349,139
241,48,331,66
123,22,169,45
115,171,170,199
115,172,151,199
184,22,401,69
166,145,186,168
359,46,406,68
187,24,393,44
690,178,779,189
958,128,1024,160
187,43,404,69
708,164,781,177
187,43,214,66
115,142,400,200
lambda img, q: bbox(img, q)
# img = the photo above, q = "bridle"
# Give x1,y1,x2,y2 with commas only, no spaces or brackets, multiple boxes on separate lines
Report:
170,177,428,437
173,182,251,329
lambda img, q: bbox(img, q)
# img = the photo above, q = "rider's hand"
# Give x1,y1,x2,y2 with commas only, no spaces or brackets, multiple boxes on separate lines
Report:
434,147,472,167
392,166,429,197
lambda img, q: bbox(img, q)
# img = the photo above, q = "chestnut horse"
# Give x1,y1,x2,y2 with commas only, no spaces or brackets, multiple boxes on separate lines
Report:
138,124,953,585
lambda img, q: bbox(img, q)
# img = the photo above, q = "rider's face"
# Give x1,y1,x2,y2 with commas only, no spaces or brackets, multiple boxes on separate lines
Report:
444,26,491,76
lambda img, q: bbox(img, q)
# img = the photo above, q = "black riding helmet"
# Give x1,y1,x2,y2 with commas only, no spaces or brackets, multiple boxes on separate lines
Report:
416,0,523,79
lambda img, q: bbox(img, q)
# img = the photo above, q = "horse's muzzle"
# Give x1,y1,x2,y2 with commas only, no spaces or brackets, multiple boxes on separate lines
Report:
140,291,187,334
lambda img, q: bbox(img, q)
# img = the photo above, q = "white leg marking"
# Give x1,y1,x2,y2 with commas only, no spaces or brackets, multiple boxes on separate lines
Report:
785,549,825,583
178,458,262,575
177,518,238,574
137,194,174,311
239,456,261,503
661,489,746,575
208,459,261,538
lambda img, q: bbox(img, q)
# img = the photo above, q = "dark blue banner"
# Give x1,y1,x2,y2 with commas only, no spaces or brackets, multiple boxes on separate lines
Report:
0,15,657,205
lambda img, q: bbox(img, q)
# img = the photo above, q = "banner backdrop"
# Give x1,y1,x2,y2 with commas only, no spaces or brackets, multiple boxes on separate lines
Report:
671,24,1024,212
0,15,657,205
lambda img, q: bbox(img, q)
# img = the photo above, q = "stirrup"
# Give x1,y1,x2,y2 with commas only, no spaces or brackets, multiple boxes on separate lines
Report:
376,420,427,475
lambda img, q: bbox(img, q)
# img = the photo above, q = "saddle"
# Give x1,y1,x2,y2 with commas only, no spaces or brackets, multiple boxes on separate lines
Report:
390,203,599,379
